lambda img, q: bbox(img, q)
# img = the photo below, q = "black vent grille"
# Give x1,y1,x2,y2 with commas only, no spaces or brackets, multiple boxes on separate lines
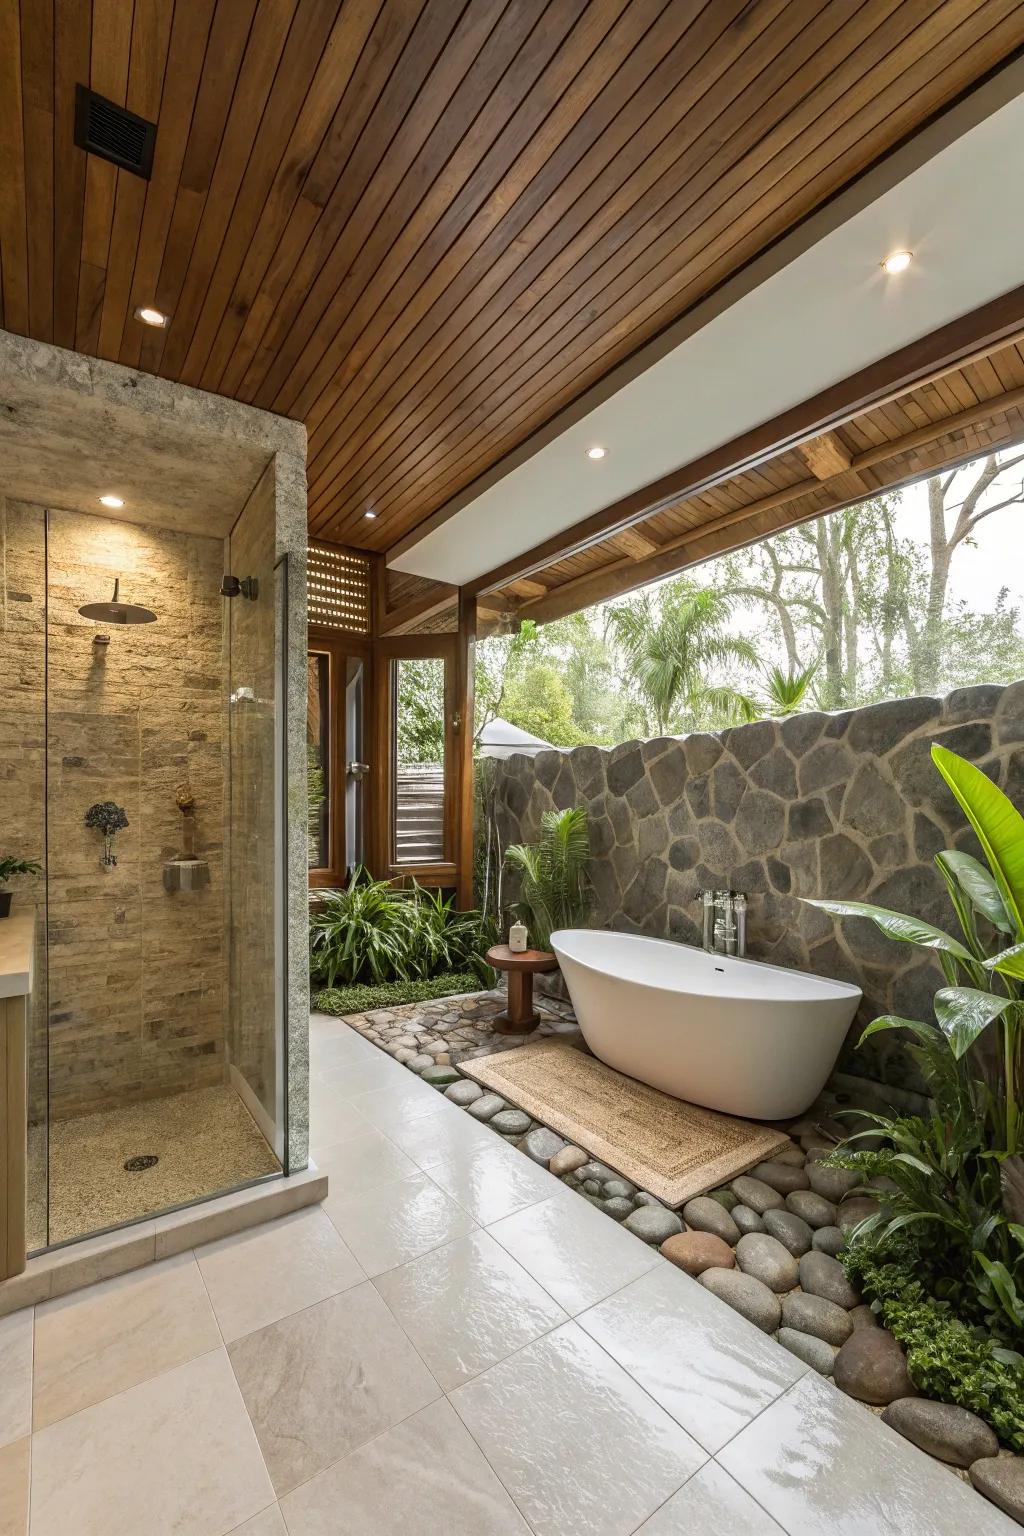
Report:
74,85,157,179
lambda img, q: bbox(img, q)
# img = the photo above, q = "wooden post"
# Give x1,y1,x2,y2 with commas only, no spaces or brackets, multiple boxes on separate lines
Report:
455,589,477,910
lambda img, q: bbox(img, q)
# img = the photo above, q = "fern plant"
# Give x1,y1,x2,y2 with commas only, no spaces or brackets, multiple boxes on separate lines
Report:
503,806,591,951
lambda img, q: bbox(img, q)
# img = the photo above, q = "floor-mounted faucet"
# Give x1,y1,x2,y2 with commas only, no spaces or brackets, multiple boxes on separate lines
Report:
696,889,747,957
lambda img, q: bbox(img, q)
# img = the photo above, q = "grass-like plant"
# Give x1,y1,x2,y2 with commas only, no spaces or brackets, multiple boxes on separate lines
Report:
504,806,591,951
805,743,1024,1343
312,971,484,1017
309,868,496,989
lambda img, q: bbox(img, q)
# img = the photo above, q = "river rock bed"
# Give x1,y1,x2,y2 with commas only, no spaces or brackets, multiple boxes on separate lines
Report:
341,994,1023,1526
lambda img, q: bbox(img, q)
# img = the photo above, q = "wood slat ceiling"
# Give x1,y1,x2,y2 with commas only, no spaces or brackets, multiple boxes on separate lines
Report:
2,0,1023,559
485,333,1024,621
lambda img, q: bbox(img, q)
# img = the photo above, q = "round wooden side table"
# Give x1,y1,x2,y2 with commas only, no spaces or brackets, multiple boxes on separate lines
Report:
485,944,558,1035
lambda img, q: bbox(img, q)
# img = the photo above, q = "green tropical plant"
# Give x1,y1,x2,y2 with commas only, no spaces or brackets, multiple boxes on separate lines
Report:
0,856,42,885
805,742,1024,1339
757,660,819,717
313,971,484,1017
309,869,496,989
503,807,591,951
605,583,757,735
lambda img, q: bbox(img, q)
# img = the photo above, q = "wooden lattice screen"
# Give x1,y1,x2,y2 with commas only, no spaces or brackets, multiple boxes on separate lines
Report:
307,543,372,633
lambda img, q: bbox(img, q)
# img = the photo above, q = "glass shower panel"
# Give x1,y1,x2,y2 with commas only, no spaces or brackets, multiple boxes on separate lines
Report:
226,481,286,1165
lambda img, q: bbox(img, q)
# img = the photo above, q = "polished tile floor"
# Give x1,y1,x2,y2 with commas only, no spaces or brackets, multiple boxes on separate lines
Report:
0,1012,1016,1536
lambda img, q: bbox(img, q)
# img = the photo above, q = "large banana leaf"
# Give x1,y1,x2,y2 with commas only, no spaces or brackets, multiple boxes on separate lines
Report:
933,986,1015,1059
984,942,1024,982
805,899,974,961
859,1014,942,1049
938,849,1013,933
932,744,1024,942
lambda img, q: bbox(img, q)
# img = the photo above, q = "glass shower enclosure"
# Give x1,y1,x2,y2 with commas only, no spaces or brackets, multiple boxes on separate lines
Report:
15,484,287,1251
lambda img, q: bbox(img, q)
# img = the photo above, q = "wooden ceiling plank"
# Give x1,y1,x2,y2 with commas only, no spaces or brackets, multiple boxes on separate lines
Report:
96,0,175,361
173,0,346,388
506,576,548,599
609,525,660,559
363,0,1013,542
236,0,468,408
136,0,262,375
306,0,838,528
259,0,637,423
0,0,28,335
315,0,955,538
53,0,91,349
300,0,787,463
220,0,433,401
194,0,384,393
20,0,54,344
118,0,216,368
153,0,304,380
261,0,531,420
75,0,133,354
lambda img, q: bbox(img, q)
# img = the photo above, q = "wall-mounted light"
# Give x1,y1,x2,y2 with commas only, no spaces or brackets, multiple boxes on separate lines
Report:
134,305,168,327
586,446,606,460
880,249,913,275
99,494,124,508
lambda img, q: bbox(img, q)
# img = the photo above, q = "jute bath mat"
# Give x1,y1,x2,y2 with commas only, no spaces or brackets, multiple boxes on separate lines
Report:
462,1039,790,1207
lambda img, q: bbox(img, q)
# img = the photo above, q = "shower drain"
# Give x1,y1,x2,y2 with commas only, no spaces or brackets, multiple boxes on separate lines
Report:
123,1155,159,1172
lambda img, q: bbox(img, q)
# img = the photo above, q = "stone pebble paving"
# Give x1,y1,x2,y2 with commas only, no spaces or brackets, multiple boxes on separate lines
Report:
341,990,1024,1527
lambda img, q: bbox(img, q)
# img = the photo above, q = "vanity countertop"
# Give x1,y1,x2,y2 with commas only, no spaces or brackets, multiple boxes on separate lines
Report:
0,912,35,1000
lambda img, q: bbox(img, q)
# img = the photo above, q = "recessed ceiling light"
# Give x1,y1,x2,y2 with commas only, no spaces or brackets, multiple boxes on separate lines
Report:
364,510,377,520
99,494,124,508
134,305,168,327
587,446,606,460
881,249,912,275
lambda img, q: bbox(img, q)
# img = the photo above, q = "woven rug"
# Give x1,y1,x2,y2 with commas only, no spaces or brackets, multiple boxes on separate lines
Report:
462,1039,790,1207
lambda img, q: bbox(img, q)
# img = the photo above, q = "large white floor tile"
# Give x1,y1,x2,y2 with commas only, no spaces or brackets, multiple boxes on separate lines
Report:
488,1192,661,1314
196,1207,363,1342
636,1461,786,1533
348,1076,458,1135
280,1399,530,1536
316,1051,409,1097
0,1311,32,1448
315,1128,420,1199
375,1229,567,1388
308,1085,374,1144
427,1142,563,1225
30,1349,273,1536
385,1106,506,1169
228,1283,439,1496
718,1372,1018,1535
0,1437,28,1536
323,1174,476,1277
578,1263,805,1453
33,1253,222,1430
451,1322,706,1536
227,1507,286,1535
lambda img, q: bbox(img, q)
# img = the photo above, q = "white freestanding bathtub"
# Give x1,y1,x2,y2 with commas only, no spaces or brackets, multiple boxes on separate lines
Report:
550,929,862,1121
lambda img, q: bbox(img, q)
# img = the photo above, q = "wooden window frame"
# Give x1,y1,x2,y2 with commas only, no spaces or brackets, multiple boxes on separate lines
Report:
372,634,458,886
307,626,372,890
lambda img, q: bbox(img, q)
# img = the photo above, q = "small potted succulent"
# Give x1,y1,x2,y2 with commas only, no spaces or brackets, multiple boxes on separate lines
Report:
0,856,42,918
84,801,129,868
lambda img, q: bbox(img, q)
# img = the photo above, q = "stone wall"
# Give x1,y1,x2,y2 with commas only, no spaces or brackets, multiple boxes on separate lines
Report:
489,682,1024,1092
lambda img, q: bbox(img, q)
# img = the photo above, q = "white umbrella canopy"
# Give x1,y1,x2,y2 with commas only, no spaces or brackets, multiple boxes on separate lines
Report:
478,717,554,759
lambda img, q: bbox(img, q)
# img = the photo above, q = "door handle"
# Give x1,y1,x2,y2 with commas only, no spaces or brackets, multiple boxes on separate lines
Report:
347,761,370,779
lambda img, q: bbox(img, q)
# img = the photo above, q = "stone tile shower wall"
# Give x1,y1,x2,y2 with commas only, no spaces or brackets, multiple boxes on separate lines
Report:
490,683,1024,1092
0,500,228,1121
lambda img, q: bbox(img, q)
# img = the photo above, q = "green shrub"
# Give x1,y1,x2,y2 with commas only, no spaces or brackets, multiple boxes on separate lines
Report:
309,868,497,988
845,1240,1024,1452
312,971,483,1016
504,806,591,950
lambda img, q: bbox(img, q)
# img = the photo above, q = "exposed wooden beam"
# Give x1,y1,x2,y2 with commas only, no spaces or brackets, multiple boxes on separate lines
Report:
517,381,1024,622
466,285,1024,596
506,576,547,599
454,590,476,911
800,431,852,480
609,526,660,559
377,579,457,636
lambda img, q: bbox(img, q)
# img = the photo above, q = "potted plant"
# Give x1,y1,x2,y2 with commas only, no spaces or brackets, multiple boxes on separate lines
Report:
0,856,42,918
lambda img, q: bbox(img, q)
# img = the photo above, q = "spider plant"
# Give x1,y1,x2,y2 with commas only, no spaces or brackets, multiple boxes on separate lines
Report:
504,806,591,951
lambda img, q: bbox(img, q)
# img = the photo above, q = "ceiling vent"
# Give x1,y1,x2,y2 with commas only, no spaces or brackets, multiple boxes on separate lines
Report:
74,85,157,179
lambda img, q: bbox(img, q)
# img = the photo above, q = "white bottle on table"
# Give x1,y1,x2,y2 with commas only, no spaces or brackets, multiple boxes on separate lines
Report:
508,920,528,953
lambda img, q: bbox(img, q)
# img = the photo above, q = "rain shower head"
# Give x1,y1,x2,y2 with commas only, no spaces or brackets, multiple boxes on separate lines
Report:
78,578,158,625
